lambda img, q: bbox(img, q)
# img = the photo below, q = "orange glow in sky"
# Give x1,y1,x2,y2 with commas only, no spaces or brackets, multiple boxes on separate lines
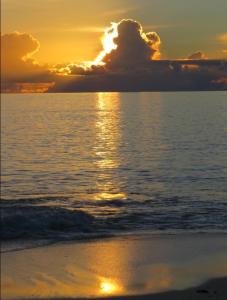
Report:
2,0,227,64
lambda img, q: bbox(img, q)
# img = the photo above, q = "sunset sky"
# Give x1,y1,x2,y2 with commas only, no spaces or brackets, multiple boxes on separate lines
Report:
1,0,227,93
2,0,227,64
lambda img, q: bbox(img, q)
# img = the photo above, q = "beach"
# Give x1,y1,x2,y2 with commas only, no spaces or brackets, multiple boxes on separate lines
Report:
2,233,227,299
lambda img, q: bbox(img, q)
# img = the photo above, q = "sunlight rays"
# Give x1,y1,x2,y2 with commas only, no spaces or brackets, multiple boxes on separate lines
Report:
94,22,118,64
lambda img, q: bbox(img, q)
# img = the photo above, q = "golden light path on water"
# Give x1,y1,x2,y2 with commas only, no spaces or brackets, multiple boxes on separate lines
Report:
93,92,127,201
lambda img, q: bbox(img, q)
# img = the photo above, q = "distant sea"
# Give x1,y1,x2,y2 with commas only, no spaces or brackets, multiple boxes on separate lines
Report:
1,92,227,251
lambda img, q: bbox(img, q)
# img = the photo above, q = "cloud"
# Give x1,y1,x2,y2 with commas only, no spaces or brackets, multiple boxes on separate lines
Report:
212,77,227,86
2,21,227,93
51,19,226,93
2,31,40,61
65,19,161,76
217,33,227,44
1,32,53,92
188,51,205,60
99,19,161,69
50,60,227,93
216,33,227,59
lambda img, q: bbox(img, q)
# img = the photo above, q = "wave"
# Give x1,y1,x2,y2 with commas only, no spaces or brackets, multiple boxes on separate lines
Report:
1,205,96,240
1,196,227,249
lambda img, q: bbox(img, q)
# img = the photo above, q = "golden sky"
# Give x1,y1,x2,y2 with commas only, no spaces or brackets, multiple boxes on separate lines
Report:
2,0,227,64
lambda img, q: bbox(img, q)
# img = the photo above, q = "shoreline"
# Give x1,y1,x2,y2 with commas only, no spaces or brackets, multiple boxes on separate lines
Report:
2,231,227,254
2,233,227,299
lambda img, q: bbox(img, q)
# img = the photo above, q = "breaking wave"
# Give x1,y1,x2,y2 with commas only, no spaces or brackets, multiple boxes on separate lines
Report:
1,205,96,240
1,195,227,251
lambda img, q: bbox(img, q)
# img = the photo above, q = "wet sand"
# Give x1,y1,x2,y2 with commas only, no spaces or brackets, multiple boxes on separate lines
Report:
60,277,227,299
1,233,227,299
77,277,227,299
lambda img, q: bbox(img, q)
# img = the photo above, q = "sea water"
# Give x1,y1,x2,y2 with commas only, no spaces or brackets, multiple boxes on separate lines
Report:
1,92,227,249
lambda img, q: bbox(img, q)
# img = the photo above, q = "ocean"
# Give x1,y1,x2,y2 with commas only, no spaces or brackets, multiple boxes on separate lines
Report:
1,92,227,250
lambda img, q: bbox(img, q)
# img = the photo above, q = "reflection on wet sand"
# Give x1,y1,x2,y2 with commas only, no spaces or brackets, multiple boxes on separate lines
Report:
2,235,227,299
93,92,127,201
100,279,122,295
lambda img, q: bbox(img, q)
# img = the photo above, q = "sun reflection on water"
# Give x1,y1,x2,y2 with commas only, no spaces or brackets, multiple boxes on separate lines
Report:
93,92,127,201
94,92,121,169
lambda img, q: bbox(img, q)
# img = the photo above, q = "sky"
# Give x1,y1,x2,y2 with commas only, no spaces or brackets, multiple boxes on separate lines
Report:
1,0,227,93
2,0,227,64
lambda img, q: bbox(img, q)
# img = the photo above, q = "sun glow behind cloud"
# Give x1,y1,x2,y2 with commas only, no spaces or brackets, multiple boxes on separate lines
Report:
2,16,227,93
95,22,118,64
88,19,161,68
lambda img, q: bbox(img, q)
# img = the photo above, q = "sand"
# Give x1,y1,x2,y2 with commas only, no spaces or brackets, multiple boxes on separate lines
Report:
1,233,227,299
76,277,227,299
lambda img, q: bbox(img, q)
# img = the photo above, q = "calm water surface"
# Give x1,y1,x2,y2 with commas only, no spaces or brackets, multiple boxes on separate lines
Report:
1,92,227,244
